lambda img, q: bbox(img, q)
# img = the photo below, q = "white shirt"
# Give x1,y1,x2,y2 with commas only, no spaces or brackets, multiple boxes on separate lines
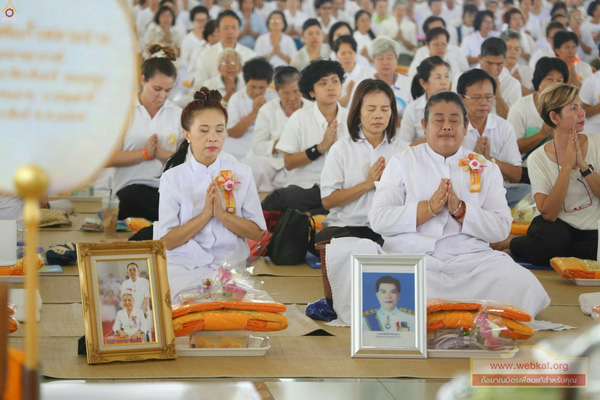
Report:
452,67,522,112
570,27,600,63
524,13,542,40
461,113,522,185
201,74,246,103
190,42,257,88
290,45,332,71
155,156,266,294
254,33,298,68
136,7,155,47
460,31,495,66
580,70,600,134
112,308,147,336
507,93,544,143
318,16,338,35
112,100,183,193
353,31,373,56
350,72,412,119
248,98,309,170
509,63,533,91
120,277,150,311
284,10,308,34
321,132,407,227
379,17,418,55
529,41,555,70
342,63,376,101
398,94,427,144
276,102,349,189
528,134,600,230
369,144,511,254
142,23,183,49
225,87,278,160
407,49,464,81
180,31,206,67
363,306,415,331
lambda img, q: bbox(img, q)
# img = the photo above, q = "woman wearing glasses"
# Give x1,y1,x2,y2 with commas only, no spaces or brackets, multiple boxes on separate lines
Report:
255,11,297,68
509,83,600,265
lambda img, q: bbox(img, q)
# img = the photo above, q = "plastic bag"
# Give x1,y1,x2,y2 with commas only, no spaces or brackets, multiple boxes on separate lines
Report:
512,193,536,224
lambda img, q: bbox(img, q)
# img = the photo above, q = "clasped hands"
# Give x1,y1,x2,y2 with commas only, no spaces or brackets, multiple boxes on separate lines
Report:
429,178,461,215
201,181,227,221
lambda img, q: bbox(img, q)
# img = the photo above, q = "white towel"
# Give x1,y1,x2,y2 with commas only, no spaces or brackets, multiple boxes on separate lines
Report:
579,292,600,315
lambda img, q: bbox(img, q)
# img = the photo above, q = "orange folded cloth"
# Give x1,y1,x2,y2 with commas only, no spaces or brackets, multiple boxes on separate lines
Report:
550,257,600,280
427,311,534,339
172,301,287,319
510,223,529,236
427,299,531,322
172,310,288,337
3,348,24,400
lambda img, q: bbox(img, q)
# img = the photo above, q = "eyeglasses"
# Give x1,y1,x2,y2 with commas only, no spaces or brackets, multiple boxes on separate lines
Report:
270,17,283,22
429,41,448,48
563,178,593,213
462,94,495,103
220,61,240,66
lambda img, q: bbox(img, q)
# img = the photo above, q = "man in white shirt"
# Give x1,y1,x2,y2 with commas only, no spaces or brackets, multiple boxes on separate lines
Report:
457,69,529,207
411,16,468,73
120,262,151,315
244,66,305,192
261,60,349,214
189,10,256,87
225,58,277,160
379,0,418,60
529,21,566,69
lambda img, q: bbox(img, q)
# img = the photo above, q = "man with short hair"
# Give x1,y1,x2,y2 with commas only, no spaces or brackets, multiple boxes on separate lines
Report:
120,262,151,315
189,10,257,87
363,275,414,332
529,21,566,69
457,69,528,207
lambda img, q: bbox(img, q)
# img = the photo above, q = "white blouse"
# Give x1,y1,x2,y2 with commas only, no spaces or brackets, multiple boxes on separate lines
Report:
398,94,427,144
254,33,298,68
112,308,147,336
321,132,407,227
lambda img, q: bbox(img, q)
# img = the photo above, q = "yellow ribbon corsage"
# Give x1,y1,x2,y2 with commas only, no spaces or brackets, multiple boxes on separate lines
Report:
458,154,487,193
214,170,241,214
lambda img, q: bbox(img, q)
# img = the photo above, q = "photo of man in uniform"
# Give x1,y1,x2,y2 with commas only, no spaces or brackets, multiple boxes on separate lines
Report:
363,275,415,332
120,262,151,317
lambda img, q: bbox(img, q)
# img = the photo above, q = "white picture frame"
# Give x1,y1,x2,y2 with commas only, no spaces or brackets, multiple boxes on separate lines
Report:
351,254,427,358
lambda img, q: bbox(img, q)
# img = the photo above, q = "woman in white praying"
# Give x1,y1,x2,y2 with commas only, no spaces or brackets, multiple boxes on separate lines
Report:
254,10,298,68
154,88,266,302
334,35,376,108
368,91,550,317
143,5,183,50
112,293,147,341
399,56,451,145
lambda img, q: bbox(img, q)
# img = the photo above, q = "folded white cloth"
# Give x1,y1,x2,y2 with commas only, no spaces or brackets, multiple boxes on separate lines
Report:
526,319,575,331
8,288,42,322
579,292,600,315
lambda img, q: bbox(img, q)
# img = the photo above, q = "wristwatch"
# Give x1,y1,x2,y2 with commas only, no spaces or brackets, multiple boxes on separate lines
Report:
490,157,497,164
581,164,595,178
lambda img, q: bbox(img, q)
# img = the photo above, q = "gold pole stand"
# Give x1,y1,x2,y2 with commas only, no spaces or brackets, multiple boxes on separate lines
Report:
14,165,47,400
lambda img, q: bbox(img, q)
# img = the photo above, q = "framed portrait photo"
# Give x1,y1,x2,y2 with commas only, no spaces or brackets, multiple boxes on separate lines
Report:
351,254,427,358
77,241,176,364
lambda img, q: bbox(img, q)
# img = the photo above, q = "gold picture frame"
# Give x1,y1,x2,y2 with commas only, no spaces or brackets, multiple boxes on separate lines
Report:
77,240,176,364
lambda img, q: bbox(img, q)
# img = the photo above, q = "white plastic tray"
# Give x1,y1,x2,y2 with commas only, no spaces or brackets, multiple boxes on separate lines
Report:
429,348,517,359
176,336,270,357
571,279,600,286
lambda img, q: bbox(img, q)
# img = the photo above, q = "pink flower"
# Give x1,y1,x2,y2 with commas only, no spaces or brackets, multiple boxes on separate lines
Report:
224,180,235,191
469,159,481,170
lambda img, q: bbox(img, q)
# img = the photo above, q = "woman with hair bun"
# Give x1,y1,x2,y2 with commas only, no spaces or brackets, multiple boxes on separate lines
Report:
154,87,266,301
107,44,183,222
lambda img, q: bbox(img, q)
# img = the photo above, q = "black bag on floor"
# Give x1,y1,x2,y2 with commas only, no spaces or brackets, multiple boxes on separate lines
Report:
267,209,315,265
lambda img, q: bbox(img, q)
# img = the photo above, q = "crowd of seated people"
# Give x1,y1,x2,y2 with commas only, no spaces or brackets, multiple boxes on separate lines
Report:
89,0,600,317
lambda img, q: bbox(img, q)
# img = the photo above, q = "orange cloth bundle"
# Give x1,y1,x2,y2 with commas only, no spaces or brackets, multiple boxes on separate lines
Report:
427,299,531,322
427,311,534,339
550,257,600,280
3,348,24,400
510,223,529,236
124,217,152,232
172,301,288,337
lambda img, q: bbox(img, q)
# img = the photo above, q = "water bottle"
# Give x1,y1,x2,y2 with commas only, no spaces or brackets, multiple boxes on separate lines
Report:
16,218,25,259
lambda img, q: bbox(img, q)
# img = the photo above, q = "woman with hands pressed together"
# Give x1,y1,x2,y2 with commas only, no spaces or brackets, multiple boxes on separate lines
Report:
509,84,600,265
155,88,266,301
368,91,549,316
108,45,183,222
112,293,147,341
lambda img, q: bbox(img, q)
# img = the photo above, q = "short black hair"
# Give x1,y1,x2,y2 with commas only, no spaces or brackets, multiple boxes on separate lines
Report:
480,37,507,57
375,275,401,293
203,19,217,41
298,59,345,99
588,0,600,17
127,262,139,270
333,34,357,53
424,91,468,125
216,9,241,27
463,3,478,16
531,57,569,92
347,79,397,143
422,15,445,34
190,5,209,22
502,7,523,25
411,56,450,99
302,17,322,33
273,66,300,90
314,0,333,9
551,1,567,16
551,13,568,23
425,27,449,44
428,0,442,5
457,68,497,97
267,10,288,31
546,21,566,37
473,10,494,31
154,5,176,26
242,57,274,84
328,21,353,49
553,30,579,49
